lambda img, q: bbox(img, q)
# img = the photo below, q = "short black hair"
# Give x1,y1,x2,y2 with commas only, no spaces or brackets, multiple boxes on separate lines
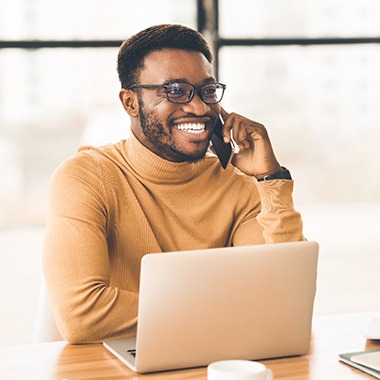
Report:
117,24,213,89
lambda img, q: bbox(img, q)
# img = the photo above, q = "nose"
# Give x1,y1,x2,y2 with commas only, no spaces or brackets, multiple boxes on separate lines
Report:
181,91,210,116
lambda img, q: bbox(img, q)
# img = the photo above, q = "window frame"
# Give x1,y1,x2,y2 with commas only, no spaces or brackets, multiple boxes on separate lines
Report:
197,0,380,79
1,0,380,80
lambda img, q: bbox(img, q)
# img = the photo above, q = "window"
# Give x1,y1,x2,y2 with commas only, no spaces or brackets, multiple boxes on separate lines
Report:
217,0,380,203
0,0,196,227
1,0,380,228
219,0,380,38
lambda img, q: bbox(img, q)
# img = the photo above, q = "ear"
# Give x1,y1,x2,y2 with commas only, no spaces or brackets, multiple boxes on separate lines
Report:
119,89,139,117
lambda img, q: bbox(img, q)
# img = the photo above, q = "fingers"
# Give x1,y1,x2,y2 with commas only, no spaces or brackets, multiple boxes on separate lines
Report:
233,122,251,150
221,112,262,150
220,108,268,150
218,109,281,176
219,107,231,143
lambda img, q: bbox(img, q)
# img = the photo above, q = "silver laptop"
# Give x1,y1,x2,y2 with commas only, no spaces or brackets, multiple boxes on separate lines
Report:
103,241,319,373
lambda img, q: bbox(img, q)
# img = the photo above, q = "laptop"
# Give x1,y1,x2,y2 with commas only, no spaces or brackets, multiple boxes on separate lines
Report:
103,241,319,373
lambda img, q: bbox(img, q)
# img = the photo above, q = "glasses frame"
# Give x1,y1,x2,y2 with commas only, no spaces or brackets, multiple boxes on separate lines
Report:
127,82,226,104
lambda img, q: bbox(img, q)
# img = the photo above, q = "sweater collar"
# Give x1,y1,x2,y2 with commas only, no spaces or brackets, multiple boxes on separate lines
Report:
122,131,205,183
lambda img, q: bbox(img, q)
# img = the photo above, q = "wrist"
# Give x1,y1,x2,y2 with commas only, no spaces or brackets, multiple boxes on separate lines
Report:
256,167,292,182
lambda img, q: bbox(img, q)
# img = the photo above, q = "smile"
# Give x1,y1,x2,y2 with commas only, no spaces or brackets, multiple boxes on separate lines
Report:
175,122,206,134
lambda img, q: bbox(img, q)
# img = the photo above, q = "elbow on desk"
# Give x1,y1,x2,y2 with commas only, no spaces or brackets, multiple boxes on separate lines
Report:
51,284,125,344
59,321,136,345
58,318,101,344
59,321,127,344
56,310,138,344
56,304,111,344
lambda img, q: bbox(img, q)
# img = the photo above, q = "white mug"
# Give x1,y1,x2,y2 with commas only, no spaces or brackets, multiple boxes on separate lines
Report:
208,360,273,380
366,317,380,338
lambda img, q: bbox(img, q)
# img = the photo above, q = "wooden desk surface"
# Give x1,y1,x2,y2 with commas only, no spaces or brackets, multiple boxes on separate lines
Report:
1,312,380,379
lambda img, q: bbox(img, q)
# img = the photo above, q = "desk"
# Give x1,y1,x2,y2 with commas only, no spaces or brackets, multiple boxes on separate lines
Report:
1,312,380,379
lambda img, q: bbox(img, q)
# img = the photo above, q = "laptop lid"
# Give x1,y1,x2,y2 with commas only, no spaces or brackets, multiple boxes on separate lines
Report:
104,241,319,373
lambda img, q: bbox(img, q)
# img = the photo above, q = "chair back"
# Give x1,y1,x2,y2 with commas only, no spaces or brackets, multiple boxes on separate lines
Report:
33,277,63,343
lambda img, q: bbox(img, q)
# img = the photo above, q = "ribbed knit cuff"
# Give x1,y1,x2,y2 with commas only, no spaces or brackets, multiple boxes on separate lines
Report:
256,179,295,214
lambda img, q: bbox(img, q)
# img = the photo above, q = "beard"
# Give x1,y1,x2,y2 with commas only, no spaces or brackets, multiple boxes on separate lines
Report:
138,100,210,163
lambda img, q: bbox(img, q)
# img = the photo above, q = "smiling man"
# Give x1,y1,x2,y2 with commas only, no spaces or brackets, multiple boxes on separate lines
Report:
122,49,219,163
43,24,304,344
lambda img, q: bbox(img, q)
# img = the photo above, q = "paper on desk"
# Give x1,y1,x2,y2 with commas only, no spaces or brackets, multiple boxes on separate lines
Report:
351,351,380,372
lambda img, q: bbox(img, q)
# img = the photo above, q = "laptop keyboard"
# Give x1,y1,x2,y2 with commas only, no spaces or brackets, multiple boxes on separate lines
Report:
127,348,136,357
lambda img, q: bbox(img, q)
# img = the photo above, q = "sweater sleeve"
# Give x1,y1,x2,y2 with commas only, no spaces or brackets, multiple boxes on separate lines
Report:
232,179,304,245
43,153,138,344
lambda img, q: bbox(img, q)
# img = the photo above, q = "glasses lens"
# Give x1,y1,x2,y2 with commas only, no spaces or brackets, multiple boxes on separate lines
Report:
165,82,225,104
201,83,225,104
166,83,193,103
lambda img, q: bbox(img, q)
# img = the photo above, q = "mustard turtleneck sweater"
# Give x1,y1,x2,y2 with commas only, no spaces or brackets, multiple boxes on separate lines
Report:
43,132,304,344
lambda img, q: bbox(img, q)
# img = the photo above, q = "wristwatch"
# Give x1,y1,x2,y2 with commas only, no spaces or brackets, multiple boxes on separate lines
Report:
256,167,292,182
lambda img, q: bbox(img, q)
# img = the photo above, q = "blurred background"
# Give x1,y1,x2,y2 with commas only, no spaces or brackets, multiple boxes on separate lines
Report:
1,0,379,345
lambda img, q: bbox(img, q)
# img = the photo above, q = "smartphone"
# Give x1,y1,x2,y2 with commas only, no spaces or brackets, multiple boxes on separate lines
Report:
210,116,235,169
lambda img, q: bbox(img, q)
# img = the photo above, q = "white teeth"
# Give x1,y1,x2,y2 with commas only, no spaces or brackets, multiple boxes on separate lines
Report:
176,123,206,134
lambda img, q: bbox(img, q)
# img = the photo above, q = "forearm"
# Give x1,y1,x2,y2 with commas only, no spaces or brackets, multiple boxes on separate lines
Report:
43,218,139,344
48,280,138,344
232,179,304,245
255,179,304,243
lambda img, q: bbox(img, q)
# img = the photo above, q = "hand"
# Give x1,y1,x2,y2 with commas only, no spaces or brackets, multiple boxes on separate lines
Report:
220,108,282,177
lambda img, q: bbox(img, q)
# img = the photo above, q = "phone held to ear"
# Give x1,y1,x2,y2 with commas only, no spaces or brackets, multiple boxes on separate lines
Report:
210,116,235,169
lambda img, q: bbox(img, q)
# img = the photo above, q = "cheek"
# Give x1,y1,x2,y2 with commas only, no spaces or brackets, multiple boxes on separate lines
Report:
141,90,167,108
148,102,177,125
142,93,174,114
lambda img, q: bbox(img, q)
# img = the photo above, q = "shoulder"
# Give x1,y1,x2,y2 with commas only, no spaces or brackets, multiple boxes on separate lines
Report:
54,142,125,178
49,143,127,199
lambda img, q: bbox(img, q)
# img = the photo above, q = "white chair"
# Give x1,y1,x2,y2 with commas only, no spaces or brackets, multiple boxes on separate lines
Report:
33,277,64,343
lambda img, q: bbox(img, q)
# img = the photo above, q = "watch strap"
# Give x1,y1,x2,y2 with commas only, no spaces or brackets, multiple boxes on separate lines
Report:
256,167,292,182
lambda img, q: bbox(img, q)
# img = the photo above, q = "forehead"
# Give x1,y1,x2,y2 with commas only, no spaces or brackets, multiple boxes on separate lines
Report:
139,49,215,84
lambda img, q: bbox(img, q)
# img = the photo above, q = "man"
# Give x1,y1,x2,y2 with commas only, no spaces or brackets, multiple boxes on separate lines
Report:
43,24,303,344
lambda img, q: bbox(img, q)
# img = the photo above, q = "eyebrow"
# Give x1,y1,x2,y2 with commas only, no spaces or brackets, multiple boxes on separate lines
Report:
166,77,217,85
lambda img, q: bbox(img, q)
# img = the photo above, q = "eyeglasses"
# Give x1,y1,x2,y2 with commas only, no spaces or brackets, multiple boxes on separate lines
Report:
127,82,226,104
